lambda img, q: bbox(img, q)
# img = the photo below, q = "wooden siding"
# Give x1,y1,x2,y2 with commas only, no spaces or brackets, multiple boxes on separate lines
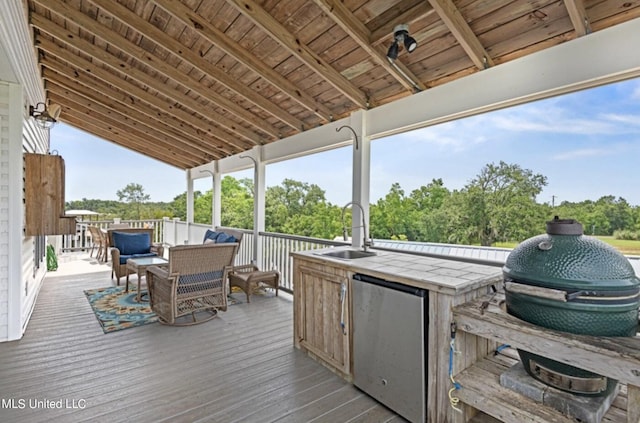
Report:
0,257,403,422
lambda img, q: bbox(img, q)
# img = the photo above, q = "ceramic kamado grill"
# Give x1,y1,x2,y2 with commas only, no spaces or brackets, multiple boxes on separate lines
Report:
503,217,640,396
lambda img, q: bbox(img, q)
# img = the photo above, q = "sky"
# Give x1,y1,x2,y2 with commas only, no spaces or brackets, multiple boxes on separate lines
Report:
51,77,640,207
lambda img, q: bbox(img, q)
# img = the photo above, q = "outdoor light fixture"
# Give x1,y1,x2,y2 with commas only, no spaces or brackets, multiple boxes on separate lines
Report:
29,102,61,129
386,24,417,61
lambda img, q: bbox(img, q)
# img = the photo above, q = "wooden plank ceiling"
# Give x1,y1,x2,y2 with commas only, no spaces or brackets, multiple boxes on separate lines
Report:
27,0,640,169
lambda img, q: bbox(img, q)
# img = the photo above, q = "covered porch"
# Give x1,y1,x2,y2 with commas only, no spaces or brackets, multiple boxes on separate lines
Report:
2,1,640,422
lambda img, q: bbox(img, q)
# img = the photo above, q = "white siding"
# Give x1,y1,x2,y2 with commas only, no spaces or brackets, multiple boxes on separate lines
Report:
0,0,50,342
0,83,10,340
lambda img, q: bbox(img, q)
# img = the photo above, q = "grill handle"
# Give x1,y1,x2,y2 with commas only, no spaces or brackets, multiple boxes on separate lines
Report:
505,281,567,302
506,281,640,303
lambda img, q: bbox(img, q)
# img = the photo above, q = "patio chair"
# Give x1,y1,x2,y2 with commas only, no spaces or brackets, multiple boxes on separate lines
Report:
108,228,164,285
146,243,238,325
87,225,107,262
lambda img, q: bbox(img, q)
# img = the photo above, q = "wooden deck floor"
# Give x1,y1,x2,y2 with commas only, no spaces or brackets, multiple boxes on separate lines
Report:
0,255,402,423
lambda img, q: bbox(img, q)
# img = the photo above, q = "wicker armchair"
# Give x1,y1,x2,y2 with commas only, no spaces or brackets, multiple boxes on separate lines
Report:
108,228,164,285
146,243,238,325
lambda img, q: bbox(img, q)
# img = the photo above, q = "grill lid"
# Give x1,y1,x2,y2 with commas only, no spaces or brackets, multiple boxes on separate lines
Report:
503,217,640,293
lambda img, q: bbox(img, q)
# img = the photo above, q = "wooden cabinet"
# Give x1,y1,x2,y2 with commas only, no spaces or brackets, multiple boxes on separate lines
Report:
293,258,352,379
24,153,76,236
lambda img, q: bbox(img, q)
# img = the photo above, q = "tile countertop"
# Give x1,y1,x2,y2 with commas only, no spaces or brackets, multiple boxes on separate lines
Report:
291,246,504,296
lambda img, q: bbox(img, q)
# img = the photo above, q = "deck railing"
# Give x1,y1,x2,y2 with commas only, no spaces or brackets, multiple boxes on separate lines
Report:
60,219,165,252
160,219,348,292
64,219,640,293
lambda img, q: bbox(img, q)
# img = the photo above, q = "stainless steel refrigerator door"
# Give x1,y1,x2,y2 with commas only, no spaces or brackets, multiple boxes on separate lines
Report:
352,278,426,423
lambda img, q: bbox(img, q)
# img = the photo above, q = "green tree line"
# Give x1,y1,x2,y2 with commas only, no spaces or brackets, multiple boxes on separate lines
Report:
67,161,640,246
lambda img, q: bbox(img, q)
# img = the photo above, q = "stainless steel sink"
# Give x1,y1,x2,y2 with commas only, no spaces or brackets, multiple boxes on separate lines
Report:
321,249,377,259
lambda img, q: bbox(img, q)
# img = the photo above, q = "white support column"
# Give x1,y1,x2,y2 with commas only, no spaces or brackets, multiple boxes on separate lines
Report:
254,147,266,268
185,169,194,242
349,110,370,250
212,161,222,228
239,147,265,266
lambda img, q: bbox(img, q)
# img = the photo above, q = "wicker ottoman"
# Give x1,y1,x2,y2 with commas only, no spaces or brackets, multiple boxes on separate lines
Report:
228,264,280,303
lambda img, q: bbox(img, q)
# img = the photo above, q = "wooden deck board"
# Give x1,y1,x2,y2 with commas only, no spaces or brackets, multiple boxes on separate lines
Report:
0,257,401,423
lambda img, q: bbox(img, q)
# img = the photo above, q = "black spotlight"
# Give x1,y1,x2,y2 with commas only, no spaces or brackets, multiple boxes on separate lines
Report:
387,41,399,60
386,24,417,60
404,35,417,53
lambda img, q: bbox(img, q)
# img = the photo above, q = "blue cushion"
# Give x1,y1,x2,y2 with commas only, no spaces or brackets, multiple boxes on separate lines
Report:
118,252,157,265
203,229,219,244
112,231,151,255
215,232,237,243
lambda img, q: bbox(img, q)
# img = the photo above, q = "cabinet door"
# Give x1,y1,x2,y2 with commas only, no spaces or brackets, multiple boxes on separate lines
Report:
294,262,350,377
24,153,76,236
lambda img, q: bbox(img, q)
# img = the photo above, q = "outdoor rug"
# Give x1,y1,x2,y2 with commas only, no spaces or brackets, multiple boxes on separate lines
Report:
84,286,158,334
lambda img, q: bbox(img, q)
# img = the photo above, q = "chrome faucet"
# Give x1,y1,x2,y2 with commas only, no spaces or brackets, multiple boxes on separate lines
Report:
341,201,373,252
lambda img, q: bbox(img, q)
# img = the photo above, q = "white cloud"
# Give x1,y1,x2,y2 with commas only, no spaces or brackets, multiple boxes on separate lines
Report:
602,113,640,128
485,104,617,135
390,120,489,152
551,148,611,161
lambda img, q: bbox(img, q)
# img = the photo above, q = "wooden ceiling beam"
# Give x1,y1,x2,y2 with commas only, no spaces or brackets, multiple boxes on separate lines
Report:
563,0,591,36
40,61,232,157
427,0,494,69
39,55,244,157
85,0,304,133
47,89,204,166
227,0,369,108
60,114,196,169
55,102,199,169
152,0,333,123
36,38,248,159
31,13,266,146
44,75,221,161
311,0,426,93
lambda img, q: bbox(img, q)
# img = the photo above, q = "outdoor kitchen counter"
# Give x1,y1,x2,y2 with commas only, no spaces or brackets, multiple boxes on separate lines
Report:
290,245,503,295
292,246,503,423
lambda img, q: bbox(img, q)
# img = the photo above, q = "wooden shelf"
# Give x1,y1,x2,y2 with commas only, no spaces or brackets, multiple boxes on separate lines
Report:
455,354,629,423
452,295,639,423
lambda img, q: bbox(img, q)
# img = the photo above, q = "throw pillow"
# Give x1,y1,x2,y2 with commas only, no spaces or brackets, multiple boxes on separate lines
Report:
203,229,219,244
215,232,237,243
112,232,151,255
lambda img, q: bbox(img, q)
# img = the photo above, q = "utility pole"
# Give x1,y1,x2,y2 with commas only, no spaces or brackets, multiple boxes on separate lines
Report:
551,195,557,208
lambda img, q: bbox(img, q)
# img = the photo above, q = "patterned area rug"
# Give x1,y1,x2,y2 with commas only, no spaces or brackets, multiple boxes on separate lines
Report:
84,286,157,333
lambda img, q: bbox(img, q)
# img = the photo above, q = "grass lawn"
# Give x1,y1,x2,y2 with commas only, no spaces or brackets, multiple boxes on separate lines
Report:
596,236,640,256
496,237,640,256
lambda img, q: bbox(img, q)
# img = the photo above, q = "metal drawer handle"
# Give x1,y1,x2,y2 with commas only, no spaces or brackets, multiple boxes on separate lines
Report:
340,282,347,335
